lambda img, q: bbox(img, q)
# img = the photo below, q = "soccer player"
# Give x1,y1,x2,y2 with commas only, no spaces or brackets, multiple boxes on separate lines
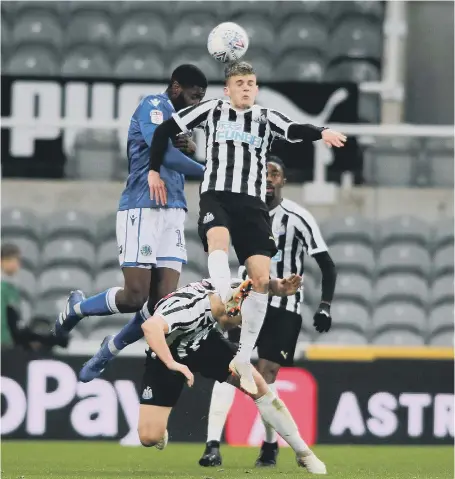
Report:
138,275,327,475
54,65,208,381
199,156,337,468
148,61,346,394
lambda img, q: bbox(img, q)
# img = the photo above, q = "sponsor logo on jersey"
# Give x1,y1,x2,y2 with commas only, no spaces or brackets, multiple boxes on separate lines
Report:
140,245,152,256
216,121,263,148
149,98,160,107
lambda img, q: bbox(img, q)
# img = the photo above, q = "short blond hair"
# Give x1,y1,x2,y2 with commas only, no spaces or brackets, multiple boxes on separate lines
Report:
224,61,256,82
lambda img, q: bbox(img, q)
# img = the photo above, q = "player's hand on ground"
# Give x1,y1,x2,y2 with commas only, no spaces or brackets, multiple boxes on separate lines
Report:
148,170,167,206
321,129,347,148
168,360,194,387
279,274,302,296
174,136,197,156
313,303,332,333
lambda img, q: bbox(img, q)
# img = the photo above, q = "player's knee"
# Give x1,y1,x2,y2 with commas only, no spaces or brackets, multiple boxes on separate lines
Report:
261,366,279,384
123,286,148,310
250,274,270,294
138,427,166,448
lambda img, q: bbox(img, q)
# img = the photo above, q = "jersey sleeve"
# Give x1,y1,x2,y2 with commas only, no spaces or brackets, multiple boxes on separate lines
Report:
294,209,328,256
136,96,169,147
267,109,302,143
172,99,219,133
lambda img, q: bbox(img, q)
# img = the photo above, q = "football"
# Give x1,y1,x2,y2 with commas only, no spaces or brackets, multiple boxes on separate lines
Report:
207,22,249,63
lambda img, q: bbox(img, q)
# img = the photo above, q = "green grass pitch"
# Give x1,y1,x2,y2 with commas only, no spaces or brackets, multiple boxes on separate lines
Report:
2,441,453,479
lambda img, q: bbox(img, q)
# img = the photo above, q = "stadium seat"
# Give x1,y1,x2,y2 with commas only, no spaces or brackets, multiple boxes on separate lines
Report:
66,12,114,51
1,18,10,55
69,129,120,180
432,218,454,251
227,1,276,19
426,137,454,187
326,60,380,83
42,238,96,272
117,1,173,18
363,137,420,186
14,269,37,302
2,208,41,241
331,1,384,24
322,215,375,248
67,1,118,16
11,11,63,50
175,1,222,17
178,269,202,289
169,51,223,82
233,16,276,57
314,329,368,345
98,239,119,270
95,268,124,293
377,245,431,278
278,17,328,57
186,238,208,275
276,54,325,82
38,267,92,299
4,237,40,272
429,332,453,347
13,1,67,17
358,92,381,124
330,301,370,335
329,19,382,63
241,55,273,82
378,215,431,248
44,210,97,242
97,212,117,244
431,275,454,307
372,330,425,346
6,45,59,76
114,52,165,79
374,274,429,308
334,274,373,308
329,244,375,276
34,298,66,324
276,0,332,23
171,15,217,50
118,16,168,52
433,245,454,278
303,274,319,306
429,304,454,337
62,47,112,77
301,303,315,331
21,298,32,325
372,303,427,335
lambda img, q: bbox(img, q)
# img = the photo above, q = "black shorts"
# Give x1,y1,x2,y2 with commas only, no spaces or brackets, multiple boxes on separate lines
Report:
140,328,237,408
227,305,302,367
198,191,277,265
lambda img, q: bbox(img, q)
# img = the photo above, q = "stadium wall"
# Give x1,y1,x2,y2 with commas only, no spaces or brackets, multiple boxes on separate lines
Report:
2,180,454,221
2,350,453,445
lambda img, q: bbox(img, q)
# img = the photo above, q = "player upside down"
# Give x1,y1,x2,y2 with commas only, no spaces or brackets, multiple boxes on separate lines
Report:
137,275,327,474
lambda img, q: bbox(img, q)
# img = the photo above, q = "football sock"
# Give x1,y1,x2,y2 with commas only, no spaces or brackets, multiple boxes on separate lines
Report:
263,382,279,443
76,287,122,317
112,302,151,352
208,250,232,303
255,390,308,454
236,290,268,362
207,381,236,442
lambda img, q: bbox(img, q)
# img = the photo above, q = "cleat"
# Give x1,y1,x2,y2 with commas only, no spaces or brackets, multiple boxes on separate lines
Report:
199,441,222,467
154,430,168,450
54,290,85,339
79,335,115,383
225,279,252,317
296,450,327,475
255,441,279,467
229,358,257,395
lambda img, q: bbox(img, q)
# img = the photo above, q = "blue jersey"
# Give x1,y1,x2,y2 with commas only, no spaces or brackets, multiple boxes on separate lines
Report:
119,93,204,211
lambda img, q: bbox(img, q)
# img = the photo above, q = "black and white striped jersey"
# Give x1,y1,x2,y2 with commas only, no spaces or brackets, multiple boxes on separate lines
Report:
172,99,302,201
240,198,327,315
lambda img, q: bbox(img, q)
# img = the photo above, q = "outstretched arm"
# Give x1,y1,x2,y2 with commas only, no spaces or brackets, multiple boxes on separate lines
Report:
141,316,194,387
268,274,302,297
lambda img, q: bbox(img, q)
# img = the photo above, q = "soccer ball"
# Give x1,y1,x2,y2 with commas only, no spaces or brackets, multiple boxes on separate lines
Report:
207,22,249,63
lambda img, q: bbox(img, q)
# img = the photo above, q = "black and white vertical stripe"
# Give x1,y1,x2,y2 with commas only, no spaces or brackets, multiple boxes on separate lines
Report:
172,100,298,201
154,280,216,359
240,198,328,315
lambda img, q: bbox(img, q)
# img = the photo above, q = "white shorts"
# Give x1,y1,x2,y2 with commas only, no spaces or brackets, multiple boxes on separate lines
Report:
116,208,187,272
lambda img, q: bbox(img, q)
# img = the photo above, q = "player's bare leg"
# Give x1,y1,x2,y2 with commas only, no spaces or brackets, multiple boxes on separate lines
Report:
207,227,232,305
255,358,281,466
137,404,172,450
227,368,327,474
229,255,270,395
